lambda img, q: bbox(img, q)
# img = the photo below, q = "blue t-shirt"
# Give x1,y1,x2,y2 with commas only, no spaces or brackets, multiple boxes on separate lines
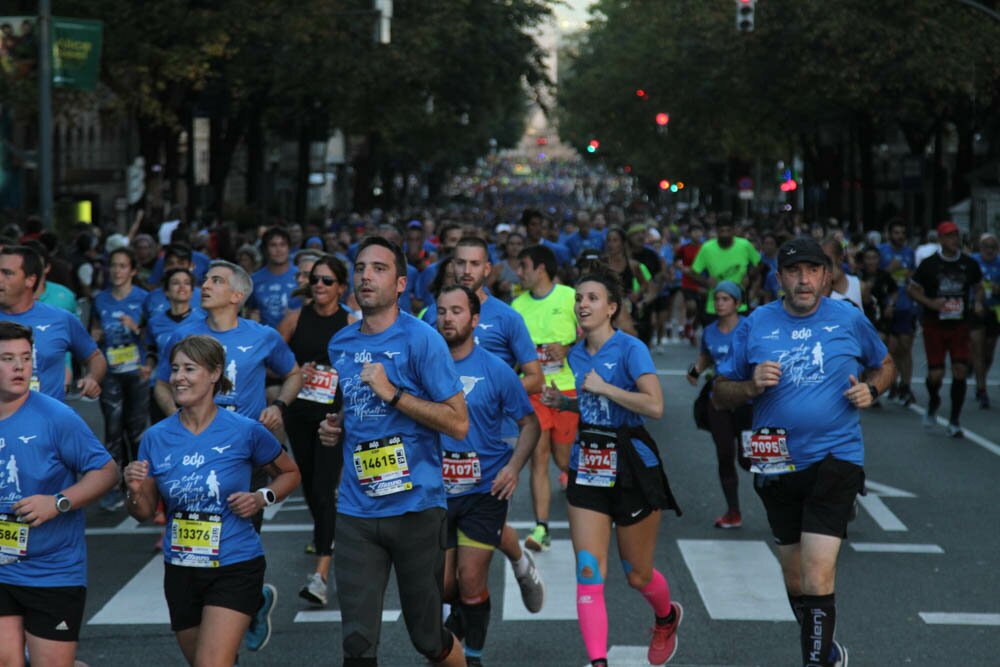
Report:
399,264,418,313
565,229,605,260
440,346,533,496
329,311,463,518
93,286,150,374
0,302,97,401
474,296,541,368
972,253,1000,308
148,251,211,286
717,298,888,468
138,409,281,567
568,330,660,469
542,239,572,267
248,266,301,328
416,261,441,307
145,309,205,359
143,287,202,323
0,392,111,586
878,242,916,310
156,318,296,419
701,318,742,366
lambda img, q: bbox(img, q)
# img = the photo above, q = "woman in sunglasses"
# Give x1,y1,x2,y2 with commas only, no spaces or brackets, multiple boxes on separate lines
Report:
277,255,357,607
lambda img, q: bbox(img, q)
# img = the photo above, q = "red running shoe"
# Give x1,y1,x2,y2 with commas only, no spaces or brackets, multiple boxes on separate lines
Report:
714,510,742,529
559,470,569,491
648,601,683,665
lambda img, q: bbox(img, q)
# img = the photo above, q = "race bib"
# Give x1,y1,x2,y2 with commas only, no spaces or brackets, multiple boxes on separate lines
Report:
298,365,339,404
984,280,993,300
742,427,795,474
940,297,963,320
891,267,909,287
30,375,40,392
108,344,140,373
536,345,563,375
576,425,618,488
0,513,29,565
353,435,413,498
442,451,482,495
169,510,222,568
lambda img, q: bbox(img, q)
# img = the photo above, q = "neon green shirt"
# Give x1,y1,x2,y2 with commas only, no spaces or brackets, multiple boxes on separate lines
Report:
511,283,578,391
691,238,760,314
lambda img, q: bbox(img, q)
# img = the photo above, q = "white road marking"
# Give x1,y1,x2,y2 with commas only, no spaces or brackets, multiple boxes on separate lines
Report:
857,495,907,531
88,557,169,624
850,543,943,554
507,520,569,530
919,612,1000,626
677,540,794,621
863,480,916,498
503,539,577,620
579,646,749,667
908,404,1000,457
294,610,401,623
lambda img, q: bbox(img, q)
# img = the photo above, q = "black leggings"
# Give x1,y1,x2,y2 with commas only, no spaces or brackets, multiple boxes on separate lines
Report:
287,405,343,555
706,399,752,512
99,372,149,470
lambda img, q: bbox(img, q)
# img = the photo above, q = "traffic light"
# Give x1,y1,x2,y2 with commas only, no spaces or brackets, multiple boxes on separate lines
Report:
736,0,755,32
659,180,670,190
635,89,646,98
587,139,600,153
655,112,669,126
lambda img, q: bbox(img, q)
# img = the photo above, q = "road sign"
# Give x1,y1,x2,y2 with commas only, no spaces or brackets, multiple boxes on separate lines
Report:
737,176,753,191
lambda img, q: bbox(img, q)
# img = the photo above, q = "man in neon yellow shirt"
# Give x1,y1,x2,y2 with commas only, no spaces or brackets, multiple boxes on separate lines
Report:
513,245,578,552
691,218,761,317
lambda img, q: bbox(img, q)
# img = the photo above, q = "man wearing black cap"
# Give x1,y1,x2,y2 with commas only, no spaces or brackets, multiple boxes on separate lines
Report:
713,237,895,667
908,221,984,437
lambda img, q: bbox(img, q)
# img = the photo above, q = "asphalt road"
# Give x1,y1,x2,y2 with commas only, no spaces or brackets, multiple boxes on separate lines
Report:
71,339,1000,666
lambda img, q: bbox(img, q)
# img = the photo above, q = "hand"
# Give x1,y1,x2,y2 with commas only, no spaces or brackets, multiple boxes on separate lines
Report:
581,369,611,396
491,464,519,500
258,405,284,433
123,460,150,495
844,374,874,409
139,364,153,382
686,370,699,387
318,413,342,446
751,361,782,395
928,297,946,312
12,495,60,528
77,376,101,398
119,314,139,334
539,380,563,408
360,362,394,401
544,343,568,362
227,491,264,518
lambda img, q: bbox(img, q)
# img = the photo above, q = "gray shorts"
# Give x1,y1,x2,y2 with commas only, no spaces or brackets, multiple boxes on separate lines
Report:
334,508,451,664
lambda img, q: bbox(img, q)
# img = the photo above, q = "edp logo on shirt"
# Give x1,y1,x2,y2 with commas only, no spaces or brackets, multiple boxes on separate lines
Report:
182,453,205,467
791,328,812,340
354,351,373,364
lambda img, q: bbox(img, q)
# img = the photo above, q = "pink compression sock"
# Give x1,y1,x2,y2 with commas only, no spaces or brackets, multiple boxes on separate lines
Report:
576,583,608,661
640,569,672,617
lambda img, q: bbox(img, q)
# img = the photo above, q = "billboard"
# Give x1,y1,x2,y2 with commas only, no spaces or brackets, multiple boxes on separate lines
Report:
1,15,102,90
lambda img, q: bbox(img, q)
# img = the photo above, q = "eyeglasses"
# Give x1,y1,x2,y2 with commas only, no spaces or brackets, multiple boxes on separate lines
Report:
309,275,337,286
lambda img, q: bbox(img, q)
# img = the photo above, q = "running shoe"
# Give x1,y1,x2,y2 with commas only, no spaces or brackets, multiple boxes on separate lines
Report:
304,542,317,555
900,388,916,407
648,601,683,665
559,471,569,491
977,390,990,409
298,573,327,607
524,525,551,552
244,583,277,651
887,383,898,400
946,422,964,438
830,639,849,667
713,510,742,529
922,412,937,430
514,550,545,613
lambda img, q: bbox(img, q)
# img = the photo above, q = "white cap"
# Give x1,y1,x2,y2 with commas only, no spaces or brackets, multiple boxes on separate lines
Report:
495,223,512,234
105,234,130,253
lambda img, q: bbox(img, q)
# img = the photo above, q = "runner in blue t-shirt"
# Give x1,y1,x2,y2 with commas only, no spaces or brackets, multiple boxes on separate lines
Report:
142,243,203,322
971,233,1000,408
686,281,752,529
319,237,468,667
435,285,540,664
539,269,682,667
448,237,546,613
125,334,300,666
0,322,118,664
247,227,301,328
714,238,895,667
0,246,105,401
145,268,204,423
878,219,918,404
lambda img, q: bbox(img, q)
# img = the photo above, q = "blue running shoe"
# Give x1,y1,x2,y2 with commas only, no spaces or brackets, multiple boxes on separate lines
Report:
244,583,277,652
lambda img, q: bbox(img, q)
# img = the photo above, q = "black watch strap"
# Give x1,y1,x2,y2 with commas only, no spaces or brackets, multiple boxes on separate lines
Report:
866,382,879,400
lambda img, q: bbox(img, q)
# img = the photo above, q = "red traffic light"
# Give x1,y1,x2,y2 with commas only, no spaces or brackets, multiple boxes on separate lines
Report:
659,180,670,190
635,89,646,98
587,139,600,153
780,179,798,192
655,112,669,126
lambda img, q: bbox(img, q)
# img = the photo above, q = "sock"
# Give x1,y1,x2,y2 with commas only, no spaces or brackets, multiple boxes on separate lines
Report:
950,377,967,424
591,661,608,667
788,593,805,625
444,605,464,641
800,593,836,667
459,597,491,653
927,379,941,414
640,569,673,619
576,583,608,662
511,552,531,577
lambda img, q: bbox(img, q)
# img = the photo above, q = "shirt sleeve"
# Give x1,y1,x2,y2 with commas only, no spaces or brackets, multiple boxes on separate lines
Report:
716,317,752,381
265,330,297,377
53,407,112,474
156,331,178,382
691,245,707,274
65,310,98,361
625,337,657,380
911,259,932,291
249,421,283,468
852,309,889,369
497,362,534,422
508,313,538,367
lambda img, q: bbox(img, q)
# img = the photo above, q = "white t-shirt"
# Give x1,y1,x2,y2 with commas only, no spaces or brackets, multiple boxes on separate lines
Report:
915,242,940,267
831,273,863,310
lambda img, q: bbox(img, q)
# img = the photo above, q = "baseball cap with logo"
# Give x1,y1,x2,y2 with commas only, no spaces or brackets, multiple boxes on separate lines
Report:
936,221,959,236
778,237,831,269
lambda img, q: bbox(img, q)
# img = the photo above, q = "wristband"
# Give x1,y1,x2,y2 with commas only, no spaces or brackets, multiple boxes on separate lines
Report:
688,364,701,379
270,399,287,419
866,382,879,401
388,385,404,407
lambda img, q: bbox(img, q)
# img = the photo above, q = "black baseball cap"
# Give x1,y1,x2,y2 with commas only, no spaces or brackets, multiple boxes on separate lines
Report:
777,237,831,269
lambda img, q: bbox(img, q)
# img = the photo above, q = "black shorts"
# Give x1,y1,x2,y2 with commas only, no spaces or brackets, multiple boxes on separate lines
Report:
970,307,1000,337
0,583,86,642
163,555,265,631
446,492,508,549
681,287,703,304
651,293,676,312
753,455,865,546
566,469,655,526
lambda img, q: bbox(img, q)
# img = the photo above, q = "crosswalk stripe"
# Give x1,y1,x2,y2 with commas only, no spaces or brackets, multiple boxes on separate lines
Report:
677,539,794,621
857,494,908,531
503,539,577,620
919,612,1000,626
88,556,170,625
850,542,943,554
294,610,401,623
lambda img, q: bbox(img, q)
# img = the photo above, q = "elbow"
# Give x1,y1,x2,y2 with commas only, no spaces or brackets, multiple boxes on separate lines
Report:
449,418,470,440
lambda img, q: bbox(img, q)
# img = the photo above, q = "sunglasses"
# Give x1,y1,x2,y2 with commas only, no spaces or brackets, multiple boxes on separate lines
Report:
308,275,337,286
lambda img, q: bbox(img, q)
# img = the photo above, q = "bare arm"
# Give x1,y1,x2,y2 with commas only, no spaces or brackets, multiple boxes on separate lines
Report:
155,379,178,417
582,371,663,420
77,349,107,398
12,459,119,528
258,364,303,432
276,309,301,343
712,360,781,410
519,359,544,395
227,451,302,518
395,390,469,440
491,412,541,500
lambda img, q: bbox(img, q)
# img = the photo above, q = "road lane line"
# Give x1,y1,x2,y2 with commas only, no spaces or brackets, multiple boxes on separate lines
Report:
294,610,401,623
919,612,1000,626
88,556,169,625
503,538,577,620
850,543,943,554
677,539,794,621
857,495,907,531
863,480,916,498
507,520,569,530
579,645,748,667
907,404,1000,457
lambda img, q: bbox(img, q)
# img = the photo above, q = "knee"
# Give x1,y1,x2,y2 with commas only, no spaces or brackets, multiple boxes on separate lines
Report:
576,550,603,584
622,559,651,590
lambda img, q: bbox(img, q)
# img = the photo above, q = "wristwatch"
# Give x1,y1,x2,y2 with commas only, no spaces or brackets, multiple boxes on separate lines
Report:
257,488,277,507
865,383,879,401
55,493,72,513
270,399,288,419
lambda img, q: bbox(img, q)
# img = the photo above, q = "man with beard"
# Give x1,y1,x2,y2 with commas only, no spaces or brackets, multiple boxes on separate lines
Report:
435,284,539,666
691,216,761,323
